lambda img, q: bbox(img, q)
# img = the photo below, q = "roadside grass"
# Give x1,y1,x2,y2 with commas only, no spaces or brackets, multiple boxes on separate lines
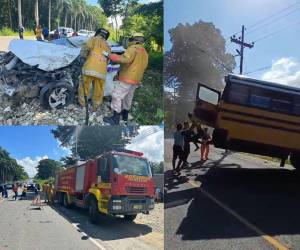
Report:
132,68,163,125
0,27,34,36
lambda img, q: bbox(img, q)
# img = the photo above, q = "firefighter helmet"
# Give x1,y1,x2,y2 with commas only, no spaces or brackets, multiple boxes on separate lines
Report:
94,28,110,40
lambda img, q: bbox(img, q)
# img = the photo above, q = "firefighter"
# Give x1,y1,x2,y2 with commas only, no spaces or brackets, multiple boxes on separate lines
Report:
78,28,111,111
103,32,149,125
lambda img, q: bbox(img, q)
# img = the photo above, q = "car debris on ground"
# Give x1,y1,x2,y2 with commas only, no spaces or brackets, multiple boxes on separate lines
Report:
0,37,129,125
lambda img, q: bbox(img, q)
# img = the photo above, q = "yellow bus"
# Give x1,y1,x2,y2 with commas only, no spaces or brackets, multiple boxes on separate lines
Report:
194,74,300,168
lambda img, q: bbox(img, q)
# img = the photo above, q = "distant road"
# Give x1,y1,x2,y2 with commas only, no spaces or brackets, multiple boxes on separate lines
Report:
0,36,35,51
165,139,300,250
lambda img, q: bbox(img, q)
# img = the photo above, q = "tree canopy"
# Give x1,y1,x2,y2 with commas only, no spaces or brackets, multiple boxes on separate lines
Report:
164,21,236,129
35,159,63,179
0,147,28,182
52,126,139,162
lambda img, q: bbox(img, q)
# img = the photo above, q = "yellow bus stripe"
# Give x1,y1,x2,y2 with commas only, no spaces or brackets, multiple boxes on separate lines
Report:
188,180,289,250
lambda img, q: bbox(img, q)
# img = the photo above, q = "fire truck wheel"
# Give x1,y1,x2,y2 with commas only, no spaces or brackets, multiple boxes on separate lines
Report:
58,193,64,205
63,193,70,208
89,199,98,224
124,214,137,221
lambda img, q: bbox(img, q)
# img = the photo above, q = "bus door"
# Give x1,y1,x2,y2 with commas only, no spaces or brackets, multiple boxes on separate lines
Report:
194,83,220,127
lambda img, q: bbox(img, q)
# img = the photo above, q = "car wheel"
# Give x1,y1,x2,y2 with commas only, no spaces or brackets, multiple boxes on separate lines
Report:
40,81,74,109
89,199,98,224
123,214,137,222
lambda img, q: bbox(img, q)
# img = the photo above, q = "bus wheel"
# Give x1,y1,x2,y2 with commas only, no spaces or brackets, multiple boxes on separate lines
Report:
89,199,98,224
290,153,300,170
124,214,137,221
212,129,228,148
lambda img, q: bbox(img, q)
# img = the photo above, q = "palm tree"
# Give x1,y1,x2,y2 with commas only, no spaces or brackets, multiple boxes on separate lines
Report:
17,0,22,28
34,0,39,26
48,0,52,30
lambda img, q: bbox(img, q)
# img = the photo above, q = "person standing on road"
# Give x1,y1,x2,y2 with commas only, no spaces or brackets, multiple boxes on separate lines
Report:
188,112,204,151
79,28,111,111
172,123,184,174
103,32,148,125
35,25,43,41
201,128,211,161
181,121,194,167
42,182,50,203
12,183,18,200
42,27,49,40
19,26,25,39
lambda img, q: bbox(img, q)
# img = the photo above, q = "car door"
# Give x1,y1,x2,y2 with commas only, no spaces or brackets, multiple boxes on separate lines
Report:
193,83,221,127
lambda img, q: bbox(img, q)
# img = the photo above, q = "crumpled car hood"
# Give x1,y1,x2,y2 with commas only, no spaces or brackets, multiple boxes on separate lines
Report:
9,39,81,72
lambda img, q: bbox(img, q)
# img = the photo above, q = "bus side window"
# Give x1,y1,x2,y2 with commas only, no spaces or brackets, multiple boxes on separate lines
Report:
272,98,292,113
249,87,271,109
293,96,300,115
227,83,249,105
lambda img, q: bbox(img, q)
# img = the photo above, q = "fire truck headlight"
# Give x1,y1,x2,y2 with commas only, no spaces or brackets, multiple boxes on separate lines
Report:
149,204,154,209
112,205,122,210
112,199,122,203
150,198,154,203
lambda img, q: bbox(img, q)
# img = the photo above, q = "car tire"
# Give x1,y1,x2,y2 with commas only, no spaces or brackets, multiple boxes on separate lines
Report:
290,153,300,170
123,214,137,222
41,81,74,109
212,128,228,148
89,198,98,224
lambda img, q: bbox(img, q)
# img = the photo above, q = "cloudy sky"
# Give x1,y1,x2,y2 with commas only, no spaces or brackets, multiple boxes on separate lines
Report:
165,0,300,86
126,126,164,163
0,126,163,178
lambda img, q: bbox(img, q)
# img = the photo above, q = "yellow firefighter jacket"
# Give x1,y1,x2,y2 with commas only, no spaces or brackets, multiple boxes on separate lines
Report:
81,36,111,80
110,44,148,85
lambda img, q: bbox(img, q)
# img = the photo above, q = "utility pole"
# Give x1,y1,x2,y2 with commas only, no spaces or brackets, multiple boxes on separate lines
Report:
231,25,254,74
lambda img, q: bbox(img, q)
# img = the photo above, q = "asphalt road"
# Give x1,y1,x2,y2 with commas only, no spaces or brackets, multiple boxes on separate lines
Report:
0,191,162,250
164,138,300,250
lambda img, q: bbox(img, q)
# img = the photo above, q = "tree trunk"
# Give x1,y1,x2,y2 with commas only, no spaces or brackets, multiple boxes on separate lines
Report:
74,14,77,31
48,0,51,30
34,0,39,26
114,16,118,41
70,15,73,29
64,13,67,27
17,0,22,27
8,0,12,29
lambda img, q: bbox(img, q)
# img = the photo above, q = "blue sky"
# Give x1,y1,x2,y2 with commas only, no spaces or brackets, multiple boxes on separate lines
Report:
0,126,163,178
165,0,300,83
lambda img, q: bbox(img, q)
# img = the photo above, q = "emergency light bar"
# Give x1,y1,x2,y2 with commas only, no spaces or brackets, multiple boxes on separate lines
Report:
112,148,144,156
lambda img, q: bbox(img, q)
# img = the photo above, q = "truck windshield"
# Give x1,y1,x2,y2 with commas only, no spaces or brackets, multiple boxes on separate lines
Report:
112,155,151,177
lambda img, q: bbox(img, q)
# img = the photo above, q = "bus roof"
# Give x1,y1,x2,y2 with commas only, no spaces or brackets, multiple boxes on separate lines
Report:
226,74,300,95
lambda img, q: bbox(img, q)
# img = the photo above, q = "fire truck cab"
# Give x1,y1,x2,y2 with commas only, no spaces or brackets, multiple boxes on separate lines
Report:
55,149,155,223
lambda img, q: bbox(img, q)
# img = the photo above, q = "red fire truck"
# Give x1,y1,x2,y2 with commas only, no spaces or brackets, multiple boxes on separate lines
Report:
55,149,155,222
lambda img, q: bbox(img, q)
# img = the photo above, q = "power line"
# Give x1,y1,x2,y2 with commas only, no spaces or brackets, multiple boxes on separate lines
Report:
198,47,233,72
253,20,300,43
246,0,300,31
245,65,272,75
246,6,300,35
227,1,300,41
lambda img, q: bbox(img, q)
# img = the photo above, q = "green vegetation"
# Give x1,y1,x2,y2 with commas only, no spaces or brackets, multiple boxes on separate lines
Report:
0,27,34,36
0,147,28,182
151,161,163,174
52,126,139,161
35,159,63,179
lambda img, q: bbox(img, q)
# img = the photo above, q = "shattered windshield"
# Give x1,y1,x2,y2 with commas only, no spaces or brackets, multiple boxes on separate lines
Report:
112,155,151,177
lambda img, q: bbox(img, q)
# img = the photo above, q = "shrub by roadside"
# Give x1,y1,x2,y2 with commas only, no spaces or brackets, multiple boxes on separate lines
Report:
0,27,34,36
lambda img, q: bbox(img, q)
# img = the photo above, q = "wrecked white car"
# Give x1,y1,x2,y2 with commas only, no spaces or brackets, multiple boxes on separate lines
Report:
0,38,124,109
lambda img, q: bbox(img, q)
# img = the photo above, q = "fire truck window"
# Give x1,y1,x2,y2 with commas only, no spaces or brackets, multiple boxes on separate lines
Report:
97,158,109,182
112,155,151,177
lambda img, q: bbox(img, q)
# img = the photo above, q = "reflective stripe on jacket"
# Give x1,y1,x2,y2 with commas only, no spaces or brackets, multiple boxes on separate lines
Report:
111,44,148,85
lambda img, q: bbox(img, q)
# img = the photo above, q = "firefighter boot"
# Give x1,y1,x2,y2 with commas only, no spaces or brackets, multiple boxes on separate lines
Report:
121,109,129,122
103,111,120,125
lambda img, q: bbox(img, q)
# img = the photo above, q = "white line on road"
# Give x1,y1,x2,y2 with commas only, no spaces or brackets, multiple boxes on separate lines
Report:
70,222,107,250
